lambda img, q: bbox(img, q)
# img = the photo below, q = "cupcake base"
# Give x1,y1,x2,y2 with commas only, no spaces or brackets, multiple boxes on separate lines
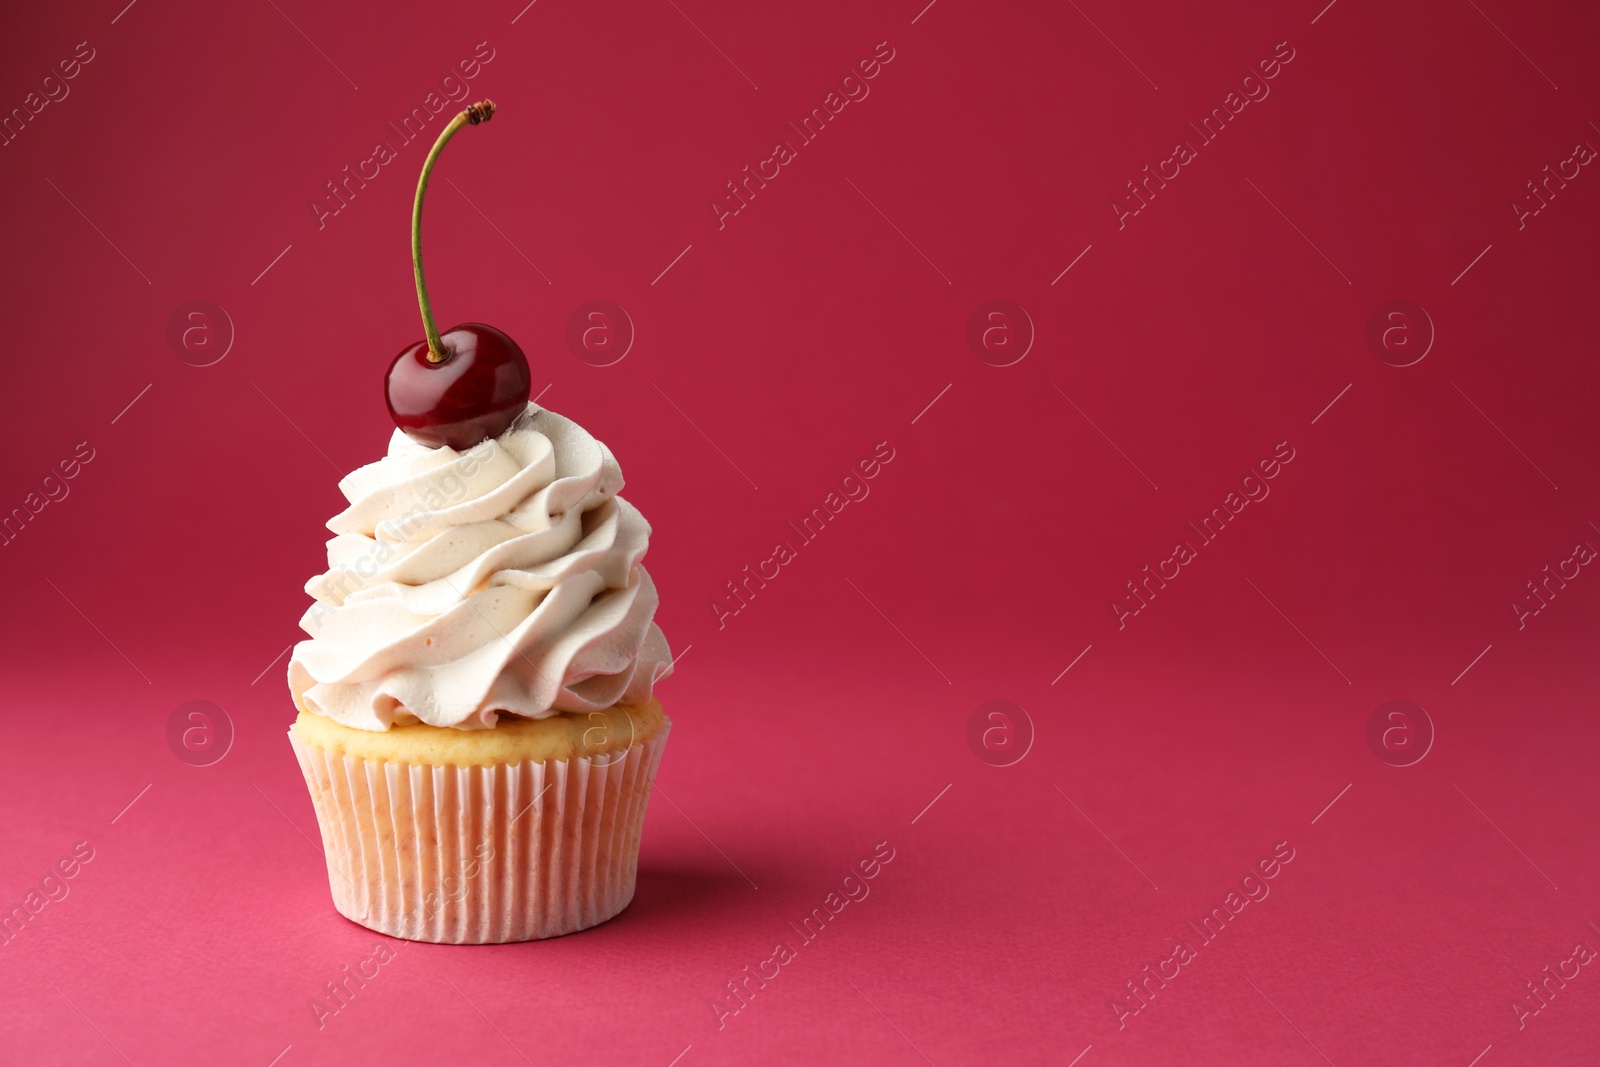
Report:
289,715,669,944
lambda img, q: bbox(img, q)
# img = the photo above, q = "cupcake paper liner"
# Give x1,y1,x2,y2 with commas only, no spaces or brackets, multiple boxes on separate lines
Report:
288,719,670,944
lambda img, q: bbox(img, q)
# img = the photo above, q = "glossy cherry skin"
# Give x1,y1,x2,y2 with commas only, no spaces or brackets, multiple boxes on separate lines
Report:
385,323,531,450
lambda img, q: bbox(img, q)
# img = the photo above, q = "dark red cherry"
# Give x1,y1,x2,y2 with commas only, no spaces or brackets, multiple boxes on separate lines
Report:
385,323,531,450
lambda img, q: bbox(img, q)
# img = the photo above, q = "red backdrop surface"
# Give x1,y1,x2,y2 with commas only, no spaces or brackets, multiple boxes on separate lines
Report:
2,0,1598,1064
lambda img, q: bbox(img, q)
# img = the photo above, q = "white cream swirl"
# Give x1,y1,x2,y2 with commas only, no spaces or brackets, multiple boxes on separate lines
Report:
288,404,671,731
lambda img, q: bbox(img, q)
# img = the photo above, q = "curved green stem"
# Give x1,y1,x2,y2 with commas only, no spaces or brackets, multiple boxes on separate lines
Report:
413,100,497,363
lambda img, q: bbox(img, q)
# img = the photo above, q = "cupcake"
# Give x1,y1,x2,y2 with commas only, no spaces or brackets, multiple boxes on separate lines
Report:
285,99,672,943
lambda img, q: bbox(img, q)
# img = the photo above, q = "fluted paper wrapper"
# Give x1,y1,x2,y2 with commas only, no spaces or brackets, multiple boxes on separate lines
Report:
288,720,670,944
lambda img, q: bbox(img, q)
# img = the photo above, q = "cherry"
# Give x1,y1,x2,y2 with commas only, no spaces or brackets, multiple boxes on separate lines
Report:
384,99,531,451
386,324,531,449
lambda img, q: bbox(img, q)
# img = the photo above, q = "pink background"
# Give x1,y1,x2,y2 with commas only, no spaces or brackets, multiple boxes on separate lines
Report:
3,0,1598,1063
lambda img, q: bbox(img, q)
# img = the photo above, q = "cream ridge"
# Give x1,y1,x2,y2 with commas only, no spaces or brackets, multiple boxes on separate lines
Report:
288,404,671,730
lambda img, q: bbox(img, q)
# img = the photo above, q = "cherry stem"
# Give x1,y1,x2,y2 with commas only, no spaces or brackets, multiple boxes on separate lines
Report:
412,100,497,364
